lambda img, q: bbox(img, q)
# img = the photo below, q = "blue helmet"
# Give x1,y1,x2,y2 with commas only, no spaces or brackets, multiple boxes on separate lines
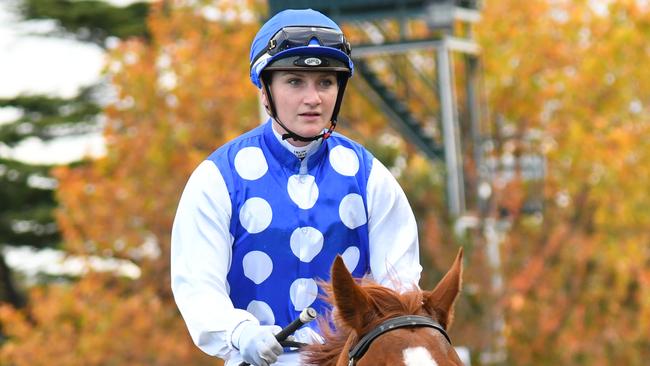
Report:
249,9,354,88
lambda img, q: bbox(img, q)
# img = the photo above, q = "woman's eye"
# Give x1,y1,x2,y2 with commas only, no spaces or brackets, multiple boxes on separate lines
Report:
320,79,335,87
288,78,302,86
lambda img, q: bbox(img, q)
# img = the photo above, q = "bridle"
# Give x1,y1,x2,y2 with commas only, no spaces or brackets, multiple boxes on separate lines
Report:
347,315,451,366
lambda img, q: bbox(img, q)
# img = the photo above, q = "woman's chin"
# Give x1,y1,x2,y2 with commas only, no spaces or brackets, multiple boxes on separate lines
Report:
305,129,326,138
294,124,326,137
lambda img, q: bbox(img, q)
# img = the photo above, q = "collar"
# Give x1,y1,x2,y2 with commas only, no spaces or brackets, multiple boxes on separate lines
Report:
271,124,321,159
262,119,328,171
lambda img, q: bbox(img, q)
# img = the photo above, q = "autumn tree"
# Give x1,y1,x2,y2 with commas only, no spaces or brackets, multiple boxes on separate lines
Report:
479,0,650,364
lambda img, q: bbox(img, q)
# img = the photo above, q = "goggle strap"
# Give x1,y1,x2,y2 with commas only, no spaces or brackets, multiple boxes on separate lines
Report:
251,26,350,67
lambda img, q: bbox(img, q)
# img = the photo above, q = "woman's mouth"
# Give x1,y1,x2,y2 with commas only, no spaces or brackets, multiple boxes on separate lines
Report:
299,112,321,121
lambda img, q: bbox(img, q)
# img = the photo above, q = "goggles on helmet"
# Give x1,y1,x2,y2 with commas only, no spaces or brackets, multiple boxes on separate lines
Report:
252,26,351,65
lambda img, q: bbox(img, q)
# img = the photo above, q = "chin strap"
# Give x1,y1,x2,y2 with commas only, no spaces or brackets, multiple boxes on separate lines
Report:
274,118,336,142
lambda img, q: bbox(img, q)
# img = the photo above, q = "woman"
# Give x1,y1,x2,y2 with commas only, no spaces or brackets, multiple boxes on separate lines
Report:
171,8,422,366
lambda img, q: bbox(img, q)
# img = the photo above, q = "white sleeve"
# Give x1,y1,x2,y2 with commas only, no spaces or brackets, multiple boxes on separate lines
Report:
366,158,422,291
170,160,257,358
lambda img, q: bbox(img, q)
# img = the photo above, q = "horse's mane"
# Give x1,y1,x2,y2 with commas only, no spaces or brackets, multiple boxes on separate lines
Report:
301,279,426,366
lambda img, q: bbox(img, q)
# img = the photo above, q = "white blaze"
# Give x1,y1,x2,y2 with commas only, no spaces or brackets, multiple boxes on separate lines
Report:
402,346,438,366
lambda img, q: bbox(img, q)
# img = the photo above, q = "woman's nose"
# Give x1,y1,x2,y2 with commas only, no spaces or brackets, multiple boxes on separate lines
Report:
303,83,322,106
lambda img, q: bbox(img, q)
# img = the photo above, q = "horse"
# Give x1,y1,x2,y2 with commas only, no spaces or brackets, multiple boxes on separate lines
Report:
301,248,464,366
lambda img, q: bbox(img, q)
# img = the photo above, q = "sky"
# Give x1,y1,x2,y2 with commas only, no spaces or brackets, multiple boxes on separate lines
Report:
0,2,104,98
0,0,142,164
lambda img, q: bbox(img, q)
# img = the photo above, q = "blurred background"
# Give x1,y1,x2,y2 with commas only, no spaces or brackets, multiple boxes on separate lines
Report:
0,0,649,365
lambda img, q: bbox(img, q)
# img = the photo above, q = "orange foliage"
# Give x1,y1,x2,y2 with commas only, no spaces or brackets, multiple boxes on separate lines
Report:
0,273,214,365
479,0,650,364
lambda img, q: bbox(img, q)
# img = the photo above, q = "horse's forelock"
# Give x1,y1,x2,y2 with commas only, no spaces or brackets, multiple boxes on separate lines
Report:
359,285,425,330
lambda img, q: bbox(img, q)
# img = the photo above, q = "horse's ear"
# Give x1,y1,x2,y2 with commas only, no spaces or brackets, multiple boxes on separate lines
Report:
423,247,463,329
331,255,374,332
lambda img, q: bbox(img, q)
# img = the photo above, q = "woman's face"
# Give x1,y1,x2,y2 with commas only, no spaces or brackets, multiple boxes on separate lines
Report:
265,70,339,147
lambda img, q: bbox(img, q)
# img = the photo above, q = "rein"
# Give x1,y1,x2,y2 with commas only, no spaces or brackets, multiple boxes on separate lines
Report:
347,315,451,366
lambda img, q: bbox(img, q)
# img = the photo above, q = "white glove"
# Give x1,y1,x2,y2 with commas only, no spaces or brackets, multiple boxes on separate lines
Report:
235,322,283,366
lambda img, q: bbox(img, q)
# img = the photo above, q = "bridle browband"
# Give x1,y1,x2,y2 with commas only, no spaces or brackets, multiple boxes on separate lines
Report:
347,315,451,366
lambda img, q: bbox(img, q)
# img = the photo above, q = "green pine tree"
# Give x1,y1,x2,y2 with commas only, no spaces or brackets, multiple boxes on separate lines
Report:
16,0,150,47
0,0,149,308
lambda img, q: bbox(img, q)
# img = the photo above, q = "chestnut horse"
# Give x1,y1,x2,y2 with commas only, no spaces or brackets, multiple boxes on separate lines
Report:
301,248,464,366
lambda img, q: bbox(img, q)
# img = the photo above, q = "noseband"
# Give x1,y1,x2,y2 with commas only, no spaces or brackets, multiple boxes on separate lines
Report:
347,315,451,366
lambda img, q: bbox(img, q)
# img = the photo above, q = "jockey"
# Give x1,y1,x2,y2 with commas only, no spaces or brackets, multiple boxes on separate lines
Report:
171,8,422,366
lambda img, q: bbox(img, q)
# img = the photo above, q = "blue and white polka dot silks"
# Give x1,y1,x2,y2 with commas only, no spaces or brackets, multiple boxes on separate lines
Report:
209,120,373,330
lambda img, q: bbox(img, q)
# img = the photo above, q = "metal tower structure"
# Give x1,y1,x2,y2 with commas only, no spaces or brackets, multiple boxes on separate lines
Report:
267,0,482,217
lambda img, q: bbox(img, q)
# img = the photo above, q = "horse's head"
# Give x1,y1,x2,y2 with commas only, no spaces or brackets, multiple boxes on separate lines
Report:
303,248,464,366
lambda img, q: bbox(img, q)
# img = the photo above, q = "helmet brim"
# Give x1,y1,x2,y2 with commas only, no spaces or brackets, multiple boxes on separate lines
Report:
264,55,351,74
251,45,353,88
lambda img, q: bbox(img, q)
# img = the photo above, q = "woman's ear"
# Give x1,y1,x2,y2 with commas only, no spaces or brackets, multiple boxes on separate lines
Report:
259,84,270,111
